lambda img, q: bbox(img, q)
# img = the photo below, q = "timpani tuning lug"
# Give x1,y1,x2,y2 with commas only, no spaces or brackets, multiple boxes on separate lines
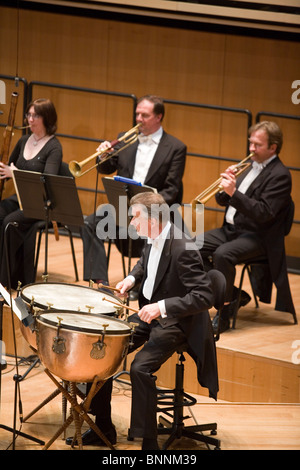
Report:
129,322,139,347
32,307,40,317
90,324,109,360
52,316,66,355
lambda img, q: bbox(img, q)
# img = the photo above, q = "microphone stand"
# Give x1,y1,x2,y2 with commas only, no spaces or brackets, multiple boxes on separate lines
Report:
0,222,44,448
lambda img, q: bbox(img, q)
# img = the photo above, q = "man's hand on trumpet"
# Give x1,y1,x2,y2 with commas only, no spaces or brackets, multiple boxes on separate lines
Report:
220,166,237,197
96,140,114,157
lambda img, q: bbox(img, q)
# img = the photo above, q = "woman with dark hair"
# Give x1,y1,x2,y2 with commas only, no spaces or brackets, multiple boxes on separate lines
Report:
0,98,62,289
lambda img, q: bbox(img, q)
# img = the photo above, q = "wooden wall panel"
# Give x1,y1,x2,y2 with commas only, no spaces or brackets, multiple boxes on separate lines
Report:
0,6,299,256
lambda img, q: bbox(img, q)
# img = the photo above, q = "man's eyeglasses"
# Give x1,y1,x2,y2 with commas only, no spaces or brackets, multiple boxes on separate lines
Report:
25,113,41,120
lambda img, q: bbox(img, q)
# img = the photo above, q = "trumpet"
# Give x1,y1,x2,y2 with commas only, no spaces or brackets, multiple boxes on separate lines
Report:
69,123,141,177
192,152,254,206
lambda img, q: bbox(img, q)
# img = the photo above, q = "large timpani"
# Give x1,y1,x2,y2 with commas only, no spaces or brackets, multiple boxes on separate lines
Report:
21,282,123,316
19,282,124,352
36,311,132,383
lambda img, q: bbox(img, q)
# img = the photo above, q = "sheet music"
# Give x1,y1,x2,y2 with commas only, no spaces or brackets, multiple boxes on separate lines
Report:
0,283,29,321
11,169,23,210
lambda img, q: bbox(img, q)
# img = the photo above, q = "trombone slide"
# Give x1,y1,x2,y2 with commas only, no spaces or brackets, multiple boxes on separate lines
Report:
69,123,141,177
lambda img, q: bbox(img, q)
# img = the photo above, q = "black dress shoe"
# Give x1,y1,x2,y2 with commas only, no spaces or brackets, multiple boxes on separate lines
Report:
239,290,251,307
212,290,251,335
65,425,116,447
232,287,251,309
142,438,160,450
212,313,230,334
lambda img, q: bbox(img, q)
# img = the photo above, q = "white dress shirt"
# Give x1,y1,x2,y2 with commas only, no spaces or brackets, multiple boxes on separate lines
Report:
132,126,163,184
226,155,277,225
127,221,171,318
143,221,171,299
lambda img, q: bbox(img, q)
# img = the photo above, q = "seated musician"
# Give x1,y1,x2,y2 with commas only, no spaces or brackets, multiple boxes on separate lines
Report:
196,121,295,334
66,191,218,450
0,98,62,289
79,95,186,293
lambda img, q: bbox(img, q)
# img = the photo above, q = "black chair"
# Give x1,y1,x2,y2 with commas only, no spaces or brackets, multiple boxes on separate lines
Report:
231,199,297,329
156,269,226,450
33,220,79,281
33,162,79,281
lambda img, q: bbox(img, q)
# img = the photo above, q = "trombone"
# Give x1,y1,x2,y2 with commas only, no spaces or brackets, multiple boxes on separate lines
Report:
69,123,141,177
192,152,254,206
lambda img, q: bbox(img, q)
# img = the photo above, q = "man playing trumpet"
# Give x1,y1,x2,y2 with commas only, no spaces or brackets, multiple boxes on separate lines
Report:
196,121,296,333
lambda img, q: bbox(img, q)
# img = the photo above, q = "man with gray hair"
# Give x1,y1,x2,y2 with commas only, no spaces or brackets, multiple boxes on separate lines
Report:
67,192,218,450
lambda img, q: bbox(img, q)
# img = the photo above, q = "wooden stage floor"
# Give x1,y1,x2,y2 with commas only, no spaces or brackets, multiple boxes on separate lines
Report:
1,234,299,451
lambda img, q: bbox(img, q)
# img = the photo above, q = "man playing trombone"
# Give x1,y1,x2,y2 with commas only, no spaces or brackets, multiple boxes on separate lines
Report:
196,121,295,333
80,95,186,289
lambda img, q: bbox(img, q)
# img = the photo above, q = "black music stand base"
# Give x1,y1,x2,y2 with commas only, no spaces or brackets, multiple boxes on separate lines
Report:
0,424,44,446
0,300,45,448
0,372,44,446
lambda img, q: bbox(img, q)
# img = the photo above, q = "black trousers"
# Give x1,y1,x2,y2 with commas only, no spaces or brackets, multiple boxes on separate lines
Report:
80,212,109,283
80,209,144,283
89,313,186,440
198,223,266,303
0,195,38,289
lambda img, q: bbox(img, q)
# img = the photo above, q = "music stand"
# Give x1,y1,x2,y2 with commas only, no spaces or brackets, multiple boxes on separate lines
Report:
13,169,84,279
102,176,155,275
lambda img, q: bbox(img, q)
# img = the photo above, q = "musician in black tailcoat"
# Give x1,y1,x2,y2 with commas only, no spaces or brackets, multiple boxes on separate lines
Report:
67,192,218,450
80,95,186,286
197,121,296,333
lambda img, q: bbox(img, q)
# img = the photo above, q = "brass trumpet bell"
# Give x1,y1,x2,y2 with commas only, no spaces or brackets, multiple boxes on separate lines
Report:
192,152,254,206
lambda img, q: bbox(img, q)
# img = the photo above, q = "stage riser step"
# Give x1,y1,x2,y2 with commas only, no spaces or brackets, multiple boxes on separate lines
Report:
154,349,299,404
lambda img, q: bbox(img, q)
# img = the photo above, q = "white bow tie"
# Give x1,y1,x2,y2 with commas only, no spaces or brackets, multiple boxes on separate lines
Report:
252,161,265,171
148,238,159,248
138,134,153,144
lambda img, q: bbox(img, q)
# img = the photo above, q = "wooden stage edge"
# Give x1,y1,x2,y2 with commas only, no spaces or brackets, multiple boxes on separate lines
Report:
1,234,299,450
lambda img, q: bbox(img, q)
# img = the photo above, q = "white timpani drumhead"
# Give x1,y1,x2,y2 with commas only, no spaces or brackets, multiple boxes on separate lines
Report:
37,312,131,336
21,282,123,315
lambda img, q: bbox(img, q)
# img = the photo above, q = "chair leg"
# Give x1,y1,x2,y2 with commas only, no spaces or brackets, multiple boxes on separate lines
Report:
34,229,43,280
35,225,78,281
233,261,297,328
106,239,112,269
231,264,247,329
246,265,259,308
118,240,127,278
63,226,79,281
